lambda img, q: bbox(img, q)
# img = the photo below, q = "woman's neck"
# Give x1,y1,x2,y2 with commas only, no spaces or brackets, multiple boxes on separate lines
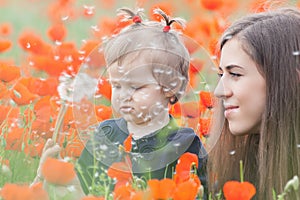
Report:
127,111,170,140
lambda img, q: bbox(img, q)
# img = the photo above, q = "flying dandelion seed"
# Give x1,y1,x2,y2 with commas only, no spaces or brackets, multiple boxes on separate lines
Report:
61,16,69,21
91,25,100,32
170,81,178,87
55,41,62,46
292,51,300,56
229,150,236,155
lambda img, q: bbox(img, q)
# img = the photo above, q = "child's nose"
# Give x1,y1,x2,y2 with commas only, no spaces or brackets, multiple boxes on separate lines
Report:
119,88,133,101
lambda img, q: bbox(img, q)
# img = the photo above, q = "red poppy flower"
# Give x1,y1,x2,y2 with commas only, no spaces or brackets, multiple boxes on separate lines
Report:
113,184,134,200
223,181,256,200
0,182,49,200
47,23,67,42
181,102,199,118
173,178,199,200
96,78,112,101
4,127,28,151
0,64,21,82
28,55,66,77
30,96,57,138
94,105,112,122
80,40,105,69
200,0,223,11
123,133,133,152
42,157,76,185
174,152,198,184
169,102,181,118
107,161,132,182
0,105,19,125
0,81,8,99
0,22,12,36
93,17,117,38
30,182,49,200
131,190,151,200
10,82,39,106
199,118,211,137
0,39,12,52
199,91,213,109
18,31,52,55
147,178,176,199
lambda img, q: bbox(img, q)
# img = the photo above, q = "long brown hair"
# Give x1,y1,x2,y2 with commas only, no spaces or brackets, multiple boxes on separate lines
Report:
208,7,300,199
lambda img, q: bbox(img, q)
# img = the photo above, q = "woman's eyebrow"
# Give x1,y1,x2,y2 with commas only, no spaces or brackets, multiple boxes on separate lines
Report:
219,64,243,71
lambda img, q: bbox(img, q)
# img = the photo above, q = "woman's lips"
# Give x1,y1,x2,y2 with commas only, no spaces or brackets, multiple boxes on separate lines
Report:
224,106,239,118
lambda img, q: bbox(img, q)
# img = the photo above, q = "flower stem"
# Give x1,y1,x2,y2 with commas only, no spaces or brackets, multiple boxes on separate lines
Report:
240,160,244,182
52,102,68,143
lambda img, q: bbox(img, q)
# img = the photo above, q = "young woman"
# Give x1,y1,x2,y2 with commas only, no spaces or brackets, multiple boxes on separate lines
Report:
208,7,300,199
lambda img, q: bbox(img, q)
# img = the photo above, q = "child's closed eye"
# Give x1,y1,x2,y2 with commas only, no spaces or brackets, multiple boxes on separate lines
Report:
111,84,121,89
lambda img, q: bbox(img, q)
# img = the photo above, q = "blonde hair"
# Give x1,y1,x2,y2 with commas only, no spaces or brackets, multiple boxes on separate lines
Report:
103,8,190,104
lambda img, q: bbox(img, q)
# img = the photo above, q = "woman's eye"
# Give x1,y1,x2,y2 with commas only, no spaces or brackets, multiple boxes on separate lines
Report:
229,72,241,77
217,73,223,77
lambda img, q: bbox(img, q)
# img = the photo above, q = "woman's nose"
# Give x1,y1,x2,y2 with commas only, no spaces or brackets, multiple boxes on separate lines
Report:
214,79,232,99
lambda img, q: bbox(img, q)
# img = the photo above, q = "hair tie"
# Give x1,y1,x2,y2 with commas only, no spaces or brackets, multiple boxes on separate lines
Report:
117,7,144,25
163,25,170,32
132,15,142,23
153,8,186,33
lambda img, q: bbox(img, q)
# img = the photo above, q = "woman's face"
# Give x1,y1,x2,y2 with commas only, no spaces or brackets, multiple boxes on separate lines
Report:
214,38,266,136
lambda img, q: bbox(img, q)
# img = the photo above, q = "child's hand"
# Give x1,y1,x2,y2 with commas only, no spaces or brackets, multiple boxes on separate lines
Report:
31,139,86,199
32,138,61,185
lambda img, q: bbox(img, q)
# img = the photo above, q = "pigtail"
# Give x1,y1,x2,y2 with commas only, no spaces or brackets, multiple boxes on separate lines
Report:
153,8,186,32
117,7,144,24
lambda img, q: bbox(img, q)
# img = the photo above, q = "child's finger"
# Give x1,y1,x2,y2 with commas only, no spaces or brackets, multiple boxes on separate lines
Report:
42,138,54,153
41,144,61,162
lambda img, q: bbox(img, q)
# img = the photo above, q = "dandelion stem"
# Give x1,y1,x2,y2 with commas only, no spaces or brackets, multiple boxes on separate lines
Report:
240,160,244,182
52,102,68,143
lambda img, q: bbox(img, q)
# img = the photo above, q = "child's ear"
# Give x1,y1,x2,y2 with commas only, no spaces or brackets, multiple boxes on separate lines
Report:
162,77,183,98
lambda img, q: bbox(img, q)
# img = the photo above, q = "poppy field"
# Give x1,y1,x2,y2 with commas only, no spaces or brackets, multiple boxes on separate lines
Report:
0,0,299,199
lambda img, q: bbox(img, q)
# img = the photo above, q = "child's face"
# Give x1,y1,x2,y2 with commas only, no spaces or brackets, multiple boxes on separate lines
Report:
108,58,170,126
214,38,266,136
